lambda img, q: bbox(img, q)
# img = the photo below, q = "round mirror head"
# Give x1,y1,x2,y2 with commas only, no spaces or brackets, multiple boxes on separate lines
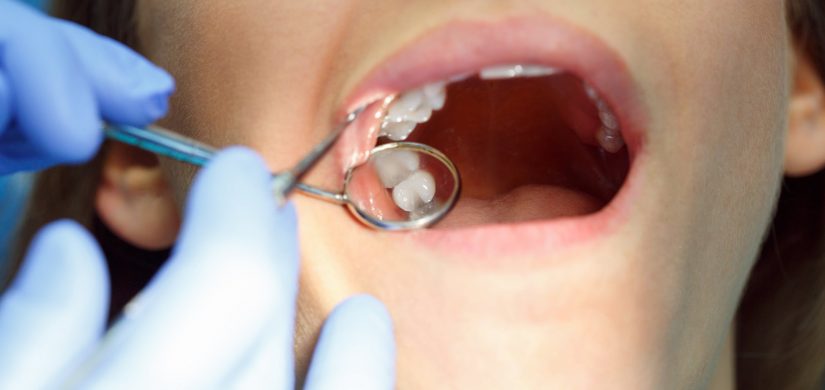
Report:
343,142,460,230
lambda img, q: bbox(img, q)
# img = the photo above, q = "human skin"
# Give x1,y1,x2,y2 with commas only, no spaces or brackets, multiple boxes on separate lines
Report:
106,0,797,388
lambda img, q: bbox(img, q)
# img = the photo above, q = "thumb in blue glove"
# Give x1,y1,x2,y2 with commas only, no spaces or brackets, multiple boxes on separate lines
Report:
0,1,175,174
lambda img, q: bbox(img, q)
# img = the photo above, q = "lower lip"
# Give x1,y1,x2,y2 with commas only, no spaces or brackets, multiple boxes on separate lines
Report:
408,152,645,259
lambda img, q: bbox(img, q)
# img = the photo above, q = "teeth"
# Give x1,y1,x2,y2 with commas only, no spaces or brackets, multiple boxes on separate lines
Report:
373,149,420,188
423,82,447,110
379,70,626,158
598,109,619,131
387,91,425,120
596,126,625,153
372,149,438,213
380,81,448,141
479,64,561,80
380,121,417,141
584,83,625,152
584,84,600,101
392,170,436,212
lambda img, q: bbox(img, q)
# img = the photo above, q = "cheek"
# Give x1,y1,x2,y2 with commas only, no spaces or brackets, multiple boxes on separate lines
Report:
633,0,791,302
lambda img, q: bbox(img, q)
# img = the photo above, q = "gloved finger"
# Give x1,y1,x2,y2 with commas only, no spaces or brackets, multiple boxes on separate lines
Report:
222,310,295,389
0,124,60,174
0,1,100,164
0,71,10,134
57,21,175,126
0,221,110,389
76,148,300,389
304,295,396,390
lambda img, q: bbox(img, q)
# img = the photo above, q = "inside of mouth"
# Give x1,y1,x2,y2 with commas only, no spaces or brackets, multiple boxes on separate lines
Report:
372,66,631,229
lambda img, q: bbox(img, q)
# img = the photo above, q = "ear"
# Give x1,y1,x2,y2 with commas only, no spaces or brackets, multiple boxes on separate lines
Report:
95,142,180,250
785,49,825,177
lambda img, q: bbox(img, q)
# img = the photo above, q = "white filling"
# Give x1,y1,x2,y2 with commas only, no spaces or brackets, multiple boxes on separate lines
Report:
392,170,436,212
373,149,421,188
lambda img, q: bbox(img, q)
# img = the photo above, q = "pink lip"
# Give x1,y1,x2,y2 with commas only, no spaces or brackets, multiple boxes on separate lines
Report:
336,13,648,258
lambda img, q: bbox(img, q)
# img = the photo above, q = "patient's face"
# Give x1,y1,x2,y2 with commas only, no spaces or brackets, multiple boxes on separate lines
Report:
136,1,790,387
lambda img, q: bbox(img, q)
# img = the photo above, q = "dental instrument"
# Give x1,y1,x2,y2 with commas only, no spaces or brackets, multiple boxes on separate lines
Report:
103,106,460,230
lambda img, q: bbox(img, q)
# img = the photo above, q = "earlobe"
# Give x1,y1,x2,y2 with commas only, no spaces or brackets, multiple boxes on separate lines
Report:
785,50,825,177
95,142,180,250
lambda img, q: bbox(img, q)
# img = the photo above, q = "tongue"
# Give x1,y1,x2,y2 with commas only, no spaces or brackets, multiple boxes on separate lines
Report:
437,184,603,228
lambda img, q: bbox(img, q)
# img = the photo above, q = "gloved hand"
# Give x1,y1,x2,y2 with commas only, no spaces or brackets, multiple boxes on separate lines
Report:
0,148,397,389
0,0,175,174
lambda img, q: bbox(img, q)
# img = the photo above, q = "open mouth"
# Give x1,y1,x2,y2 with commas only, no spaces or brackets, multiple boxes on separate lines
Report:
334,15,646,255
375,66,630,228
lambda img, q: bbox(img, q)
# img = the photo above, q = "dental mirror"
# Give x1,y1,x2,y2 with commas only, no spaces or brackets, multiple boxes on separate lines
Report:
297,142,461,230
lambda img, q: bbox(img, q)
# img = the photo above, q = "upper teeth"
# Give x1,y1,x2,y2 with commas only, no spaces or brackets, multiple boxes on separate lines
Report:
479,64,562,80
379,64,625,152
585,84,625,153
380,82,447,141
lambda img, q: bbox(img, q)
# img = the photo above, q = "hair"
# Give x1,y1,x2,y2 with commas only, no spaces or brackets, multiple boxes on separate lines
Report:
5,1,825,388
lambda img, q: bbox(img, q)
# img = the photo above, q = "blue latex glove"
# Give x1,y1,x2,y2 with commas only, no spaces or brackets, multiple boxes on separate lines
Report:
0,0,175,174
0,148,397,388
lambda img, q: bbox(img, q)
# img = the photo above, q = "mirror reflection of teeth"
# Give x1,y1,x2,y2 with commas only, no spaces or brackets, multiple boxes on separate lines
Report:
374,149,421,188
373,149,437,213
392,170,437,212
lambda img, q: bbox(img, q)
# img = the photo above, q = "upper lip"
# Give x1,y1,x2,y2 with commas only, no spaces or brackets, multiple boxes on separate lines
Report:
333,12,648,257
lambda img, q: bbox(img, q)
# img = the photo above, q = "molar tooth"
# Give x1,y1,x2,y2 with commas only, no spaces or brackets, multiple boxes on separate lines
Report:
584,84,600,101
387,91,425,118
596,126,625,153
598,108,619,130
405,106,434,123
423,82,447,110
595,98,609,112
392,170,436,212
385,88,435,124
380,121,417,141
373,149,420,188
